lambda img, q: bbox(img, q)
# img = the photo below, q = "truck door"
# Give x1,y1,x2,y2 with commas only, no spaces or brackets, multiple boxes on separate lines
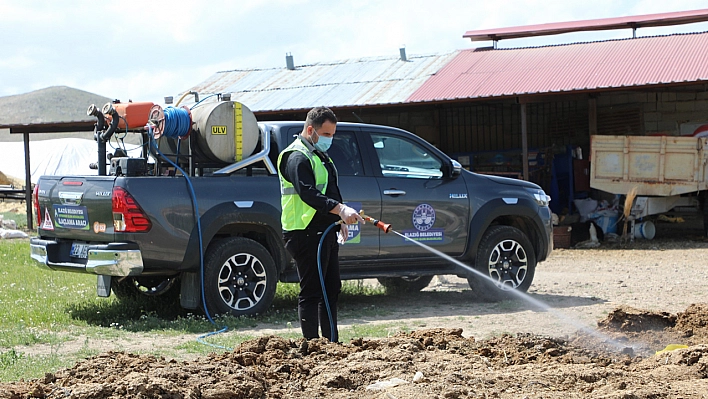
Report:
363,128,469,258
328,128,381,259
282,126,381,259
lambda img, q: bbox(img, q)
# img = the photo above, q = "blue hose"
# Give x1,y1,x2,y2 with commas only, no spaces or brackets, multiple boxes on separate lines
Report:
147,126,231,350
317,222,340,342
190,94,219,110
162,107,191,139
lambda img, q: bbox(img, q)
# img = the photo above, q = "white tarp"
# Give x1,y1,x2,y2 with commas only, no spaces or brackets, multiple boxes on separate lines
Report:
0,138,143,184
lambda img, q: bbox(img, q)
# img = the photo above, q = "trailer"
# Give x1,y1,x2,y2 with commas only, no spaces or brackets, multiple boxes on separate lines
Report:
590,134,708,235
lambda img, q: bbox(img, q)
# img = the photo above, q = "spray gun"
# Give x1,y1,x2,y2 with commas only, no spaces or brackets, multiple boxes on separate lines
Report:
359,211,392,233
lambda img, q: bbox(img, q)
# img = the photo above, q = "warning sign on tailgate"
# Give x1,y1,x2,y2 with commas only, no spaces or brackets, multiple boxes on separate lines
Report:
53,204,90,230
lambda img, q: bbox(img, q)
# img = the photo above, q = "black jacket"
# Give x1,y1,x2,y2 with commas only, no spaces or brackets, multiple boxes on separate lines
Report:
279,136,342,232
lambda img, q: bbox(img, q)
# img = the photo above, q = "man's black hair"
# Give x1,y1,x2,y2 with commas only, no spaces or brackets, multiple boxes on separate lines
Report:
305,106,337,129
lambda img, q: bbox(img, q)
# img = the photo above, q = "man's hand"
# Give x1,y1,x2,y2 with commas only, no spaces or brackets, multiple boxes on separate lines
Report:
337,204,364,225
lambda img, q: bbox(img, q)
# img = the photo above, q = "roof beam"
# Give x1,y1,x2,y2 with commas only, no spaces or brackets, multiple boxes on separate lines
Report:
464,8,708,42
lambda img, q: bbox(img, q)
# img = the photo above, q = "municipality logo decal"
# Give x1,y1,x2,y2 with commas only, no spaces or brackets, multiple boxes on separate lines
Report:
412,203,435,231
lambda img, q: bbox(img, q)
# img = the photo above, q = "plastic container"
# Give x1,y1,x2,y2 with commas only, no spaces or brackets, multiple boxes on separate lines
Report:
595,214,619,234
574,198,598,221
113,101,155,129
633,221,656,240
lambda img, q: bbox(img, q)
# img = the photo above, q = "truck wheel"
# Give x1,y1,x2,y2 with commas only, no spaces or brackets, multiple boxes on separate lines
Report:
112,276,179,299
203,237,277,317
377,276,433,293
467,225,536,302
111,276,181,309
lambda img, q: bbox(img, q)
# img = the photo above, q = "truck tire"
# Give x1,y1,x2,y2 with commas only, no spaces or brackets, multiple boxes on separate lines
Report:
112,276,180,299
377,276,433,294
203,237,277,317
111,276,181,310
467,225,536,302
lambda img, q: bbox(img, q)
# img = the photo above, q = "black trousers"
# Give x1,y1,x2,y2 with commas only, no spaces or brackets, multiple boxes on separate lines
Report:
284,227,341,341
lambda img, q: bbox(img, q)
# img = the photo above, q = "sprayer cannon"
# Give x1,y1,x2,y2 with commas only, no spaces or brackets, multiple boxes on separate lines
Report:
360,212,392,233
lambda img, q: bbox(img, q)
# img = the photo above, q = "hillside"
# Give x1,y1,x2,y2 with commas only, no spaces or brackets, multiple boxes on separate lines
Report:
0,86,139,143
0,86,112,125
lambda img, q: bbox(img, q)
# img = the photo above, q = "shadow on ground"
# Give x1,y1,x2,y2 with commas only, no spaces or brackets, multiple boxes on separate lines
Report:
65,286,604,333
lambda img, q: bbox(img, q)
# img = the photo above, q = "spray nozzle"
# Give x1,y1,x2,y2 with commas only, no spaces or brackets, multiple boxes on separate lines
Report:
359,211,392,233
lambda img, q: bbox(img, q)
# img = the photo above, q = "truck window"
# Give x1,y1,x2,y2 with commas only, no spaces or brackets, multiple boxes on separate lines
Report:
370,133,443,179
329,132,364,176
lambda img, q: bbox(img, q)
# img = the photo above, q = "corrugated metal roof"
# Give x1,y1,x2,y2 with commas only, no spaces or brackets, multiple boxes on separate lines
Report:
463,8,708,41
0,120,95,134
408,32,708,102
188,52,459,112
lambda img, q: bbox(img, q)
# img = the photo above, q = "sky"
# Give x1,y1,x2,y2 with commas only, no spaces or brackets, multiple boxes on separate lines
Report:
2,0,708,105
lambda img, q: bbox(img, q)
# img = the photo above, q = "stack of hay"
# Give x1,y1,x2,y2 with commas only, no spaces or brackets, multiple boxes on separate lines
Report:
0,170,24,187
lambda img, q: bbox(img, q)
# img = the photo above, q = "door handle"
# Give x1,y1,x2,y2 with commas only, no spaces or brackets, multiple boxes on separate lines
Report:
383,189,406,196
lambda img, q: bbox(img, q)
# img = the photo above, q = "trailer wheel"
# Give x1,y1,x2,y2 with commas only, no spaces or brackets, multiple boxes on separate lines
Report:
377,276,433,294
467,225,536,302
203,237,277,317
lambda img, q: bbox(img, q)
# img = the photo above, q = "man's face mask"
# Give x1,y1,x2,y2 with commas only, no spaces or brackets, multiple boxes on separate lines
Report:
312,128,332,152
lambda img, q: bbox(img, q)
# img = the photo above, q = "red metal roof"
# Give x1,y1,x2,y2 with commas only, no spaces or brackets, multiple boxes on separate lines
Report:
464,9,708,41
407,32,708,103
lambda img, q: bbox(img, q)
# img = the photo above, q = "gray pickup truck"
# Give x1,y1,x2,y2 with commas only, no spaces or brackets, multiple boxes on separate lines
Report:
30,99,553,317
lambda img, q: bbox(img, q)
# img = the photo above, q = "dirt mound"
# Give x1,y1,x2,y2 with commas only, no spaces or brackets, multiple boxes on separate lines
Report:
675,303,708,336
597,305,676,332
593,303,708,351
3,305,708,398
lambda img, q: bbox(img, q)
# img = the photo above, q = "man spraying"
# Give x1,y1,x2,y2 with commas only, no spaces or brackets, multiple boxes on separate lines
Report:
277,106,364,341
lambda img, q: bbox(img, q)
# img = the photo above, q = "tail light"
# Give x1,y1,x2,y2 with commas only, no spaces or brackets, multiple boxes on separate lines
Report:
112,187,151,232
33,185,41,228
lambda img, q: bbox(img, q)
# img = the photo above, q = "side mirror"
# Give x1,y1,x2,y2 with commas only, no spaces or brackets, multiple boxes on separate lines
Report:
450,159,462,178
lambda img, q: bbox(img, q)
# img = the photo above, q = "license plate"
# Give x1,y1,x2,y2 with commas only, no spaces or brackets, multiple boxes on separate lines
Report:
70,243,90,259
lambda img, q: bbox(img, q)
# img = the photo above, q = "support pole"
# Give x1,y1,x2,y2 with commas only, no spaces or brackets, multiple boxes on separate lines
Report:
589,97,597,135
23,131,33,230
521,103,529,181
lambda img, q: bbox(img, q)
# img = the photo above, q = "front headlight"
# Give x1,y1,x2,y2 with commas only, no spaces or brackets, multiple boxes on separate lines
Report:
533,190,551,207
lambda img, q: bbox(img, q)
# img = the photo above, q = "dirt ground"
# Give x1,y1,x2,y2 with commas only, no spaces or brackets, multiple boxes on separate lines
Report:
2,211,708,398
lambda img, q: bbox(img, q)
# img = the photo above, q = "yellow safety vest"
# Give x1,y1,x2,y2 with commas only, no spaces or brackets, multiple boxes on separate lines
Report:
278,137,329,231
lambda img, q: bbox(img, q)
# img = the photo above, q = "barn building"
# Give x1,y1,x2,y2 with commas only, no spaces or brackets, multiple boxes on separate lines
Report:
188,8,708,214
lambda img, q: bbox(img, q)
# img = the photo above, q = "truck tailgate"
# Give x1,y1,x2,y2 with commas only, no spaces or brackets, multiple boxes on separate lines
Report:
37,175,116,241
590,135,708,196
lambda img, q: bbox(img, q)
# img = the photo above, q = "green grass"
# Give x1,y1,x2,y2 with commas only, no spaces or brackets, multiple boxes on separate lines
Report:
0,240,99,333
0,239,396,380
0,350,69,382
0,239,387,336
0,212,27,229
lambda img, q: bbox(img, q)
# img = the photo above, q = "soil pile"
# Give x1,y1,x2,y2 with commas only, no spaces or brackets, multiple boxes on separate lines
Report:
2,305,708,398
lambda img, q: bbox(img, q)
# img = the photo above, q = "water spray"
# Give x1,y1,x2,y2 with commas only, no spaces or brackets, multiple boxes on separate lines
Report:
354,212,640,355
317,211,641,355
